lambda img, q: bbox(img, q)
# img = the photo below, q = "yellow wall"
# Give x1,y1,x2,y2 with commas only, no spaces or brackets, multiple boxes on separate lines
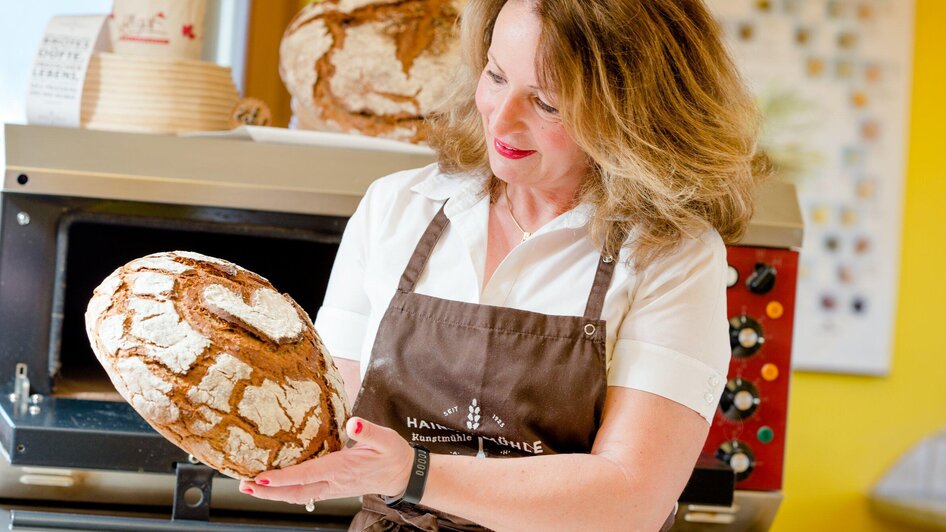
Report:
773,0,946,530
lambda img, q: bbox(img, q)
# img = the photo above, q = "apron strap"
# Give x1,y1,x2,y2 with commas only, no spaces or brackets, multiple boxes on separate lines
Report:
582,226,627,321
398,204,450,293
582,253,617,321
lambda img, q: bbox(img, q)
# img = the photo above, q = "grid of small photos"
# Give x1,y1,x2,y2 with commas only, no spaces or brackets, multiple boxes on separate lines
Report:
707,0,914,374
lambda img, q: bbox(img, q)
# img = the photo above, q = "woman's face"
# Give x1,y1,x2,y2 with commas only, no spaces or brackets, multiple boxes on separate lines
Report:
475,0,587,192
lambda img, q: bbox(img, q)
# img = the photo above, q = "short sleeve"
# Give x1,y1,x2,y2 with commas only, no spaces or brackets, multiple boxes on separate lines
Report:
313,181,377,362
608,230,731,423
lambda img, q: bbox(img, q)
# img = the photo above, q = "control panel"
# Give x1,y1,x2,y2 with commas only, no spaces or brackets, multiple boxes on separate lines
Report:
704,245,799,491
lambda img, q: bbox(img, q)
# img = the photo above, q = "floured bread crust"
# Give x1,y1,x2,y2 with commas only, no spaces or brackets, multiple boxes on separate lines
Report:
85,251,350,479
279,0,466,143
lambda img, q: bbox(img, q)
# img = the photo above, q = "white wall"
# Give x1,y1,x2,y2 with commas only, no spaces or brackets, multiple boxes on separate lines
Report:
0,1,112,124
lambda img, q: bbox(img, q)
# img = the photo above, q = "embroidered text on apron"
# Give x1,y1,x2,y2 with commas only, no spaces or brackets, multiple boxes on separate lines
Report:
348,205,674,531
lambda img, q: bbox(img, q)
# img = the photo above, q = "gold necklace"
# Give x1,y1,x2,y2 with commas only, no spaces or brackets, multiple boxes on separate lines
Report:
504,184,532,243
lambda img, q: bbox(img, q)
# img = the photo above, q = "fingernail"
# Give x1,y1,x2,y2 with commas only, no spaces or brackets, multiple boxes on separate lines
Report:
256,479,270,486
354,420,363,434
242,487,254,494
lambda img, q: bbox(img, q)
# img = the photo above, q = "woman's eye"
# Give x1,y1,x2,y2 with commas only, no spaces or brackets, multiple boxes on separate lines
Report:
535,98,559,115
486,70,504,84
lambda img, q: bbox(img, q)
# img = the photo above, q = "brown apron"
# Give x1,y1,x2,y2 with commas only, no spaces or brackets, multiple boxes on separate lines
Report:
349,204,674,531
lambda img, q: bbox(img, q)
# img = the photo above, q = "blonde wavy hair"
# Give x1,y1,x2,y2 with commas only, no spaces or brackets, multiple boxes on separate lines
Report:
428,0,768,268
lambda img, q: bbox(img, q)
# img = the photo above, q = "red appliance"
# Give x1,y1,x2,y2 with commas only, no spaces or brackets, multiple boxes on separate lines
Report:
706,246,799,491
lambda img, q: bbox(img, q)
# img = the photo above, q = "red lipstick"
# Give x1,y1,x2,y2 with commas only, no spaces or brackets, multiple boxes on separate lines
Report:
493,138,536,159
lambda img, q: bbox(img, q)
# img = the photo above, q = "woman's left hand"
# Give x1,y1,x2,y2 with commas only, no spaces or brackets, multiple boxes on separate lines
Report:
239,417,413,505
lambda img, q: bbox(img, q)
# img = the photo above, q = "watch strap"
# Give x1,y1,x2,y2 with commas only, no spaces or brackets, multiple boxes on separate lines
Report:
384,444,430,506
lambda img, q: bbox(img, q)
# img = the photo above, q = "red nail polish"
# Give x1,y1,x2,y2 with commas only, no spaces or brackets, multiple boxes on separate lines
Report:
257,479,270,486
354,420,363,434
243,487,254,494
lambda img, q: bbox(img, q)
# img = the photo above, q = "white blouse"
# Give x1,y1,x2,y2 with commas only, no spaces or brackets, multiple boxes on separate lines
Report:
314,164,730,423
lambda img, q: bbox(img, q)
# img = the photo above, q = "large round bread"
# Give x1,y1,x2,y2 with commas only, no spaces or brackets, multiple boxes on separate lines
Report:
84,251,349,479
279,0,465,143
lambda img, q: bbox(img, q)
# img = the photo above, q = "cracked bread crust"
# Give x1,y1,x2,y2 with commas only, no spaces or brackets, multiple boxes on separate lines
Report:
84,251,350,479
279,0,465,143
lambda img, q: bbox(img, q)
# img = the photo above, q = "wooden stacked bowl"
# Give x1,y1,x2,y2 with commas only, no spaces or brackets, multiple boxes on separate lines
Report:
81,52,239,134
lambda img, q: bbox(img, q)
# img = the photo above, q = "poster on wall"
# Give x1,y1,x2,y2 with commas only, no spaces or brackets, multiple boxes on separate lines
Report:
707,0,915,375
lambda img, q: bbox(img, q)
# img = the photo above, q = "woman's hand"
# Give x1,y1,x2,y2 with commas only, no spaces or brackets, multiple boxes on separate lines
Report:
239,417,413,505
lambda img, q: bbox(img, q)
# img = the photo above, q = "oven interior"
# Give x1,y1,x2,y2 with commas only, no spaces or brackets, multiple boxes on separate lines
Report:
55,215,339,400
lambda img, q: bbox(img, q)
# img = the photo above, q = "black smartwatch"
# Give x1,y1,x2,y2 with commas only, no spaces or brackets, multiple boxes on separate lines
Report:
383,444,430,506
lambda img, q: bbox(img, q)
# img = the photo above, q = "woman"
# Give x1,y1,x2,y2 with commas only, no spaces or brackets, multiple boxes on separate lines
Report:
241,0,763,530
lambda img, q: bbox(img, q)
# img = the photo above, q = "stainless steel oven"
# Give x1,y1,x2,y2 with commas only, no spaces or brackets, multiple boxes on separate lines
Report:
0,124,435,530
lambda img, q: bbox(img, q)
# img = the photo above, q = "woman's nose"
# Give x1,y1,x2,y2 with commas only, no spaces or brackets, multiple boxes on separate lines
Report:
490,93,525,135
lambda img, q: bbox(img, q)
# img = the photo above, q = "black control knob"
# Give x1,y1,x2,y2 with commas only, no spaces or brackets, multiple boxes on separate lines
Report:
729,315,765,357
716,440,755,482
746,263,777,294
719,378,760,420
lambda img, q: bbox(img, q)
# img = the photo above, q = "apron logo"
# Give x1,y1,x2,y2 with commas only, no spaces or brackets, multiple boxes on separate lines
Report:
466,398,481,431
405,398,546,457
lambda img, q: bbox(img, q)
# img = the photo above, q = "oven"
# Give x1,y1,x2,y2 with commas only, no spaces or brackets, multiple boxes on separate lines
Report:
0,124,434,530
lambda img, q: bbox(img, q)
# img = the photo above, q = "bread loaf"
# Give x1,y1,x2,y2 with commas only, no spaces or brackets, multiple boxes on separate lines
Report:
279,0,465,143
84,251,349,479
